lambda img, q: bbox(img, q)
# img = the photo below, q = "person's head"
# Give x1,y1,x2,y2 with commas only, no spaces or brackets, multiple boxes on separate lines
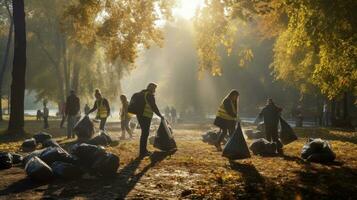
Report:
227,89,239,101
94,89,102,99
146,82,158,94
267,98,273,105
120,94,127,103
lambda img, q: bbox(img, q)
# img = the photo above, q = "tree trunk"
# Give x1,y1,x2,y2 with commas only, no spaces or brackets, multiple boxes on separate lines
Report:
0,1,14,121
343,92,348,120
8,0,26,132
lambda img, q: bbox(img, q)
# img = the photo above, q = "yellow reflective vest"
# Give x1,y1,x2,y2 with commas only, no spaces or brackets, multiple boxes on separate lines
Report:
143,91,153,118
96,99,108,118
216,99,237,121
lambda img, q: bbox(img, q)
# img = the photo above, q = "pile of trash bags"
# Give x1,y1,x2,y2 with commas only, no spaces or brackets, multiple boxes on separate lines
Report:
152,119,177,151
202,131,219,145
73,116,95,140
21,132,54,152
0,152,23,169
249,138,282,156
301,138,336,163
88,131,113,146
222,123,251,160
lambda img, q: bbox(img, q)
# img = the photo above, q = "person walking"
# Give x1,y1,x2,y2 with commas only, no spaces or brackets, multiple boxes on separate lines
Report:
132,83,164,157
256,98,283,153
65,90,80,139
120,94,133,139
43,100,49,129
88,89,110,131
213,90,240,151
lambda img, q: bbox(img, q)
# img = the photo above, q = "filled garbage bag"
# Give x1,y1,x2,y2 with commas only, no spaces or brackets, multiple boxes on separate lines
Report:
91,153,119,177
25,156,53,182
0,152,13,169
222,123,251,160
51,161,82,179
153,119,177,151
249,138,278,156
301,138,336,163
41,139,60,148
244,129,265,139
22,149,47,166
21,138,37,152
71,143,106,166
10,153,23,165
202,131,219,145
73,116,94,140
39,147,74,165
88,132,112,146
33,132,52,144
279,117,298,145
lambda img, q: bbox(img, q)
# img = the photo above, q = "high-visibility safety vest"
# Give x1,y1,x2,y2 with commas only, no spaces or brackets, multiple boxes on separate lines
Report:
96,99,108,118
216,99,237,121
143,91,153,118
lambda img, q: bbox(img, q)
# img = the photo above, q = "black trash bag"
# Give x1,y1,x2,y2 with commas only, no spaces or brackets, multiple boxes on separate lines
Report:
41,139,60,148
25,156,53,182
88,132,112,146
22,149,47,166
301,138,336,163
51,161,82,179
222,123,251,160
70,143,106,166
202,131,219,145
249,138,278,156
73,116,95,140
39,147,74,165
153,119,177,151
33,132,52,144
0,152,13,169
279,117,298,145
11,153,23,165
21,138,37,152
91,153,119,177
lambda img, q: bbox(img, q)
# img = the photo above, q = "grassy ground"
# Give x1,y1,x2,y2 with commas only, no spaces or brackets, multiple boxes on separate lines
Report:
0,119,356,200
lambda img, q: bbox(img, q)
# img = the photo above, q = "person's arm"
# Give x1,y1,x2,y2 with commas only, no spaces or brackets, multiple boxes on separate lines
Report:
147,94,162,118
87,100,97,114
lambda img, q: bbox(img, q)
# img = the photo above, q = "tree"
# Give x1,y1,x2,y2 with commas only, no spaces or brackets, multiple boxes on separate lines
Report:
8,0,26,132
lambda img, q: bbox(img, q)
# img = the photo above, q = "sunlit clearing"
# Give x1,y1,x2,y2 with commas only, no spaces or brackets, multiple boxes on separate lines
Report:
173,0,205,19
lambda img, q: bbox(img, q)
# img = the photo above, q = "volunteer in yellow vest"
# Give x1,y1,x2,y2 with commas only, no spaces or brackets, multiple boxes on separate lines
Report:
88,89,110,131
120,94,133,139
213,90,240,151
136,83,163,158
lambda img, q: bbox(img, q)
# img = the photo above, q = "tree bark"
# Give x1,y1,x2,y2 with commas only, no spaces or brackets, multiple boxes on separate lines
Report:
8,0,26,132
343,92,348,120
0,0,14,121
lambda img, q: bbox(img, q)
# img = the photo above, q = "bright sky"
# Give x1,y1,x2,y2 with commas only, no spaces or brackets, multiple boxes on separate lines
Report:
173,0,205,19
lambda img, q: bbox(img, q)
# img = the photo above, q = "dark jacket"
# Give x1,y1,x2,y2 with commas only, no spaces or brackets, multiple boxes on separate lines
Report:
258,103,282,126
89,98,110,116
65,94,80,116
141,89,162,117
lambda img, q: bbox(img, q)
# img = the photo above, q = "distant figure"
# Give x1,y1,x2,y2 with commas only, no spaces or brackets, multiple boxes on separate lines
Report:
84,103,90,115
43,100,49,129
60,102,66,128
36,110,42,121
65,90,80,139
134,83,164,157
295,104,303,127
322,101,329,126
120,94,133,139
88,89,110,131
171,106,177,124
164,106,171,122
256,98,283,153
214,90,240,151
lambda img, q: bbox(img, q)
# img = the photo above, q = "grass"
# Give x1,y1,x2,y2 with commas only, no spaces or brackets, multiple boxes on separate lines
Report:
0,120,356,199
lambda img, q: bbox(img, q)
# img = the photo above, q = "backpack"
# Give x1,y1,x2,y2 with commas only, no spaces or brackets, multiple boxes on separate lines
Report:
128,92,145,115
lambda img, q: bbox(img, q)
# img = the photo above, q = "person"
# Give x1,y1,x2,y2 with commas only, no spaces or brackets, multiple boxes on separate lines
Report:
135,83,164,157
322,101,329,126
65,90,80,139
120,94,133,139
36,110,42,121
171,106,177,124
87,89,110,131
84,103,90,115
256,98,283,153
43,100,49,129
213,90,240,151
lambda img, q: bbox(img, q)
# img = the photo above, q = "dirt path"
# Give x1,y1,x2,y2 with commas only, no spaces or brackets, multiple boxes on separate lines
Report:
0,122,356,199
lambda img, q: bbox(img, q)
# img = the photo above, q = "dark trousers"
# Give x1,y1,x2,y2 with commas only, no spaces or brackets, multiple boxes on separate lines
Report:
121,118,133,138
99,118,107,131
217,127,235,144
137,115,152,154
43,117,49,129
265,124,281,146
